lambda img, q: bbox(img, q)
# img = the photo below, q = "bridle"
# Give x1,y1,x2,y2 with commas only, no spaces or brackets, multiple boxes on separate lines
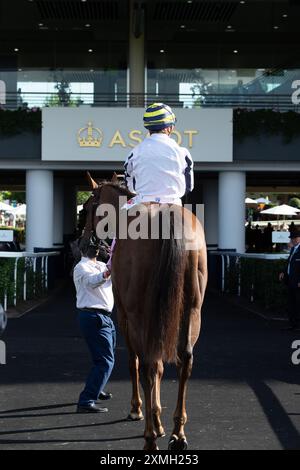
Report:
79,185,111,257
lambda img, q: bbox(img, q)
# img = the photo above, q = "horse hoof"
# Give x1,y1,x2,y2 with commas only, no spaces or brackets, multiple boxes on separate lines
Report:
143,444,159,451
157,429,166,438
168,436,188,451
127,413,144,421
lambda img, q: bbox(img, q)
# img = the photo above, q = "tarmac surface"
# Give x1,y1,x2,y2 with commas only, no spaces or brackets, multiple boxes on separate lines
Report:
0,281,300,450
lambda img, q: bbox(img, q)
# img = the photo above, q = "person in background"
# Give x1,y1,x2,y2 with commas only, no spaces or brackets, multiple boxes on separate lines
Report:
279,230,300,331
0,303,7,336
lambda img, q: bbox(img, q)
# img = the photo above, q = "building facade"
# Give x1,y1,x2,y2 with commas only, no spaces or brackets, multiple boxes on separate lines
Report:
0,0,300,252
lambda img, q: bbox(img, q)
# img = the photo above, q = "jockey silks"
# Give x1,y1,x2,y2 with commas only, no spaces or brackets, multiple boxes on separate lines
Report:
124,133,194,204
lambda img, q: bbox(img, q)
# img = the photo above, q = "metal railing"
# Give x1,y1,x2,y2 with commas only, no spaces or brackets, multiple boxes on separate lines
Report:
209,251,288,300
0,251,60,312
1,92,299,112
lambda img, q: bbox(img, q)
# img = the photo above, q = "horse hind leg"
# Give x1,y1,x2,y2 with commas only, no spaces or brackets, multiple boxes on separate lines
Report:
152,360,165,438
140,361,159,450
168,346,193,451
127,347,144,421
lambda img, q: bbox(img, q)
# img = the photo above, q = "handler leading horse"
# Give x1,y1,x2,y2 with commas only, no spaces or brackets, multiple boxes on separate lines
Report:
83,173,207,450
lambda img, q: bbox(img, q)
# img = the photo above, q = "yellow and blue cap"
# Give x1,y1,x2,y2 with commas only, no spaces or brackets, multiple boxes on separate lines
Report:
143,103,176,131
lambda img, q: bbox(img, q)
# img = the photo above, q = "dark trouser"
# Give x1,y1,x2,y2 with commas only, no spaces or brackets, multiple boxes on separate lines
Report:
287,286,300,328
78,310,116,406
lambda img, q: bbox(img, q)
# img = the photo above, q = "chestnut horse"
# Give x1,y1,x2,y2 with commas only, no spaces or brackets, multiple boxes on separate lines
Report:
83,173,207,450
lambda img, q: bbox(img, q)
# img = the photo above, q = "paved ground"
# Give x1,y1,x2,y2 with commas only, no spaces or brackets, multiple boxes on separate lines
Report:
0,281,300,450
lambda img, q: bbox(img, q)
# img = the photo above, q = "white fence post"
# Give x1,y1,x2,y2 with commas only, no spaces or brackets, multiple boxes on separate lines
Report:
0,251,60,312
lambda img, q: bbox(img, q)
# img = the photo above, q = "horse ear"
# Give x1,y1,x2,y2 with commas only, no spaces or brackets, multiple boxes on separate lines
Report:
111,172,124,183
111,172,119,184
86,171,98,190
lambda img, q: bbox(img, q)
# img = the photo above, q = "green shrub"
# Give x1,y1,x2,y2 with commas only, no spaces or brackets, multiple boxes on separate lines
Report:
0,257,46,308
289,197,300,209
226,257,287,313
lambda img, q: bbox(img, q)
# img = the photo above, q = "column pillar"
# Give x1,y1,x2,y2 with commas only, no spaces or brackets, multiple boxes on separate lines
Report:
129,0,145,106
202,179,219,250
53,178,64,245
26,170,54,251
218,171,246,253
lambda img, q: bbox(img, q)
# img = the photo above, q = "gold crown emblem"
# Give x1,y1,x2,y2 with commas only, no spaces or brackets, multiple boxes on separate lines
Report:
78,122,103,148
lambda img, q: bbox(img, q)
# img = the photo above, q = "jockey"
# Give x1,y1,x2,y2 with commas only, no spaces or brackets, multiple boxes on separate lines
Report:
124,103,194,207
107,103,194,269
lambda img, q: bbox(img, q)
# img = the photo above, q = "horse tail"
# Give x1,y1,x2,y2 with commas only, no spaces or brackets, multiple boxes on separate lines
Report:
145,207,185,364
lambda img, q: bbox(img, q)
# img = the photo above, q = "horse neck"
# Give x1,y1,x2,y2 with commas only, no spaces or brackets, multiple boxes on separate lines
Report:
101,186,125,213
99,186,130,236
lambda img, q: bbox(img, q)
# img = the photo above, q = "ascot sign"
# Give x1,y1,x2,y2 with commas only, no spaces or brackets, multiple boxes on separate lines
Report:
77,121,199,149
42,107,233,162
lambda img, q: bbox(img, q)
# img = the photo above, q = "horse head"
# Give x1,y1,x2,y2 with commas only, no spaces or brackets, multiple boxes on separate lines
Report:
84,172,135,241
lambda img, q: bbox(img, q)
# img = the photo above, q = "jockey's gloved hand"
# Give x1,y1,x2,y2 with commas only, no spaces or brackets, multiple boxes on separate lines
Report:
103,269,111,280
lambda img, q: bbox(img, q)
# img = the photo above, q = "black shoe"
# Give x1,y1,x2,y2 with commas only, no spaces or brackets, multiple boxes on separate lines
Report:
77,403,108,413
98,391,113,401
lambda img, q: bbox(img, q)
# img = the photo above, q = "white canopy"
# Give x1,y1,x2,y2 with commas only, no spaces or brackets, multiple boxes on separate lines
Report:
261,204,300,215
245,197,257,204
13,204,26,216
256,197,271,204
0,201,15,213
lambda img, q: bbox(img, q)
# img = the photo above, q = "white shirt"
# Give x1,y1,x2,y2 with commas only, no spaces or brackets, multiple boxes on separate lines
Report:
124,133,194,205
73,257,114,312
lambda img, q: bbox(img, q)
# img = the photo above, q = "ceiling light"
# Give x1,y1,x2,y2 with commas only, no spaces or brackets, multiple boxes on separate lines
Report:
85,24,91,27
180,25,186,29
282,14,288,18
233,49,238,54
88,49,93,53
14,48,19,52
38,23,43,27
227,25,232,29
240,1,245,3
160,49,165,53
187,0,193,3
273,25,279,29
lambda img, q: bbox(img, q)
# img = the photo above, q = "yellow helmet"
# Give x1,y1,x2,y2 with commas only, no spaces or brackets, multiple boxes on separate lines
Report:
143,103,176,131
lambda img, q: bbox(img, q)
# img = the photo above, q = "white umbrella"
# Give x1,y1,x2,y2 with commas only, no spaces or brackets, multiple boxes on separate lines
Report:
256,197,271,204
0,201,15,213
261,204,300,215
245,197,257,204
256,196,271,204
